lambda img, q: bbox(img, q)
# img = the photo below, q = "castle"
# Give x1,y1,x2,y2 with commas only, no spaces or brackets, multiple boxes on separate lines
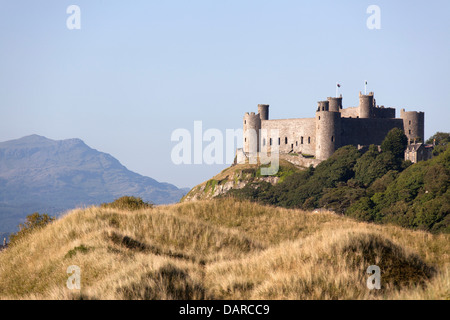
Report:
242,91,425,161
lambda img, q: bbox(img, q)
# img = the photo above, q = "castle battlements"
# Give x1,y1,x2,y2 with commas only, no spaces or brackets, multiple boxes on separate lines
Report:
243,90,425,160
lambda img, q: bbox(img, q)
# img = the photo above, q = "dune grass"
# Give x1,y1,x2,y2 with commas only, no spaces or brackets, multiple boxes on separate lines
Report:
0,198,448,299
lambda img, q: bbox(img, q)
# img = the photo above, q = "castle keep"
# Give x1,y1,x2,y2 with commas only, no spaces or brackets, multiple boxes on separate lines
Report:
243,91,424,161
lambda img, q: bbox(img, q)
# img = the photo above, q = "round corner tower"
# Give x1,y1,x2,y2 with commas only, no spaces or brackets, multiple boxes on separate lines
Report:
359,91,375,118
327,96,342,112
243,112,261,153
400,109,425,143
315,100,341,160
258,104,269,121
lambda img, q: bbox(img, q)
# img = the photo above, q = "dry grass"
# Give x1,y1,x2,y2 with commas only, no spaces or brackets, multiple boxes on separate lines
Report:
0,198,448,300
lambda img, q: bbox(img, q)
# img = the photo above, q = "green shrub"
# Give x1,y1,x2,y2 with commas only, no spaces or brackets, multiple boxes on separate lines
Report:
427,132,450,156
350,147,450,232
9,213,55,246
354,145,380,185
346,197,376,222
381,128,408,159
65,244,90,259
101,196,153,211
426,132,450,146
367,170,398,195
319,184,366,214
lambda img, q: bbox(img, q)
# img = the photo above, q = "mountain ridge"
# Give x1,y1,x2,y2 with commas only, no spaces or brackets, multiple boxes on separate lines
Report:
0,135,188,236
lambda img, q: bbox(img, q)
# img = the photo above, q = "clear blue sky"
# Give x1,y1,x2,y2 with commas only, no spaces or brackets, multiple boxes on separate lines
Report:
1,0,449,188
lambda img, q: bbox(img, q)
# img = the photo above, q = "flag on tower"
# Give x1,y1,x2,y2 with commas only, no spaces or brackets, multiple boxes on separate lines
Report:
337,83,341,88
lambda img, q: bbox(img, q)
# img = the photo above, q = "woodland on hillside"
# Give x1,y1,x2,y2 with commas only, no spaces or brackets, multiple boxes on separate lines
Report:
227,130,450,234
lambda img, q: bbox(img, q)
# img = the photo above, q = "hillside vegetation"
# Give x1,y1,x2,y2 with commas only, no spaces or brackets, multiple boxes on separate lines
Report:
181,159,301,202
0,199,448,300
226,130,450,234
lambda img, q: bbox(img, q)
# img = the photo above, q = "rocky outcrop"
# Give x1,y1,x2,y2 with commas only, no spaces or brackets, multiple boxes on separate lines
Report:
180,160,307,202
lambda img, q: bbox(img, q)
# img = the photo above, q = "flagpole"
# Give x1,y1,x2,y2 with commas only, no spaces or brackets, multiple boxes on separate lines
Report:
336,83,338,98
365,80,367,95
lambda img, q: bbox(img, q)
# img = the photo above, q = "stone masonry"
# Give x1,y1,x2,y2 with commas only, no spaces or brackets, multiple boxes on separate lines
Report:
242,91,425,161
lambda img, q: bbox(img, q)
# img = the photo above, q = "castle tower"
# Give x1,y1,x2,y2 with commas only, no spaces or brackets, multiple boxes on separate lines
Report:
327,95,342,112
400,109,425,143
359,91,375,118
315,100,341,160
243,111,261,154
258,104,269,121
317,100,329,112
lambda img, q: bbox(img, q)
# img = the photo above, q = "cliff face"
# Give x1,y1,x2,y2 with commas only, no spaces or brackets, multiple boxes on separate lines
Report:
182,169,279,202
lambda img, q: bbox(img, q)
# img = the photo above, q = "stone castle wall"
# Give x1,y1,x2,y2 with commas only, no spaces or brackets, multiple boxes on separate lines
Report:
372,106,396,118
340,118,404,146
340,106,359,118
242,91,424,161
261,118,316,155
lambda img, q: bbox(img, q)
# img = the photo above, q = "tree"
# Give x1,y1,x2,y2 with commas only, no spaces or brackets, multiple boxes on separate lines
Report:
426,132,450,156
381,128,408,159
354,145,380,185
9,213,55,246
356,150,399,186
426,132,450,146
100,196,153,210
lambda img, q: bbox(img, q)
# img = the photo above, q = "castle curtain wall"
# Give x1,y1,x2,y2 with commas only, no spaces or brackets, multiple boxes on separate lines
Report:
261,118,316,155
372,107,396,119
340,107,359,118
340,118,404,147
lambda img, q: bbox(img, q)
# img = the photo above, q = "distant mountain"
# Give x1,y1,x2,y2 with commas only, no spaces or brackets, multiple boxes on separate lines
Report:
0,135,189,236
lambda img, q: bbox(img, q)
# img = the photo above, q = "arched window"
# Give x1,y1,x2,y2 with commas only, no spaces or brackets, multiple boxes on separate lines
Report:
278,138,281,145
308,137,311,144
285,137,288,144
331,136,334,142
301,137,304,144
270,138,272,146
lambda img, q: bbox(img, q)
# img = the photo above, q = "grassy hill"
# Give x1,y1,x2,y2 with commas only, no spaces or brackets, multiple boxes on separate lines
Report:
1,199,448,300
